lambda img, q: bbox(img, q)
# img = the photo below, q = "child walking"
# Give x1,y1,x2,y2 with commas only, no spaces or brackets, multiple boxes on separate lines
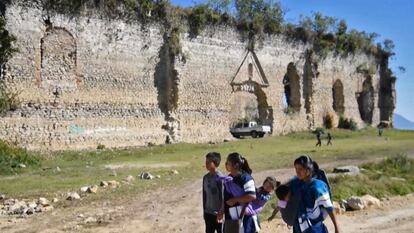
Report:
244,176,278,232
267,184,290,222
203,152,223,233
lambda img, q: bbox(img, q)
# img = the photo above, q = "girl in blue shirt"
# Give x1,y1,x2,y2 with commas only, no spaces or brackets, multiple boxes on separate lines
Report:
291,155,340,233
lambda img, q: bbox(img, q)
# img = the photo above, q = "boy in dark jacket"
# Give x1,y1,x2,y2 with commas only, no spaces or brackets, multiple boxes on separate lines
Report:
203,152,223,233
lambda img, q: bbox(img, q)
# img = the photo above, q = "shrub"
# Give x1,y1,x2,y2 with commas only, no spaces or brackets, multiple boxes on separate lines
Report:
324,112,338,129
97,143,106,150
0,89,20,114
331,155,414,200
188,5,220,37
0,16,17,65
338,116,357,131
168,27,182,58
0,140,40,175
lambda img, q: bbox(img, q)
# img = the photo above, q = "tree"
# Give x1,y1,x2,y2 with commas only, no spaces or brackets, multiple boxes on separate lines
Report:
383,39,395,56
207,0,231,14
398,66,406,74
312,12,336,35
336,19,347,36
0,17,17,66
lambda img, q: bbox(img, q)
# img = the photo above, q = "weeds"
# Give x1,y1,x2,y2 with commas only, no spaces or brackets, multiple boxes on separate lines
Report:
331,155,414,200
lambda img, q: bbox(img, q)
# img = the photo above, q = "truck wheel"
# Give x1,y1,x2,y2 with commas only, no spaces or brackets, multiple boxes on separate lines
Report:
251,131,258,138
232,134,240,139
259,133,265,138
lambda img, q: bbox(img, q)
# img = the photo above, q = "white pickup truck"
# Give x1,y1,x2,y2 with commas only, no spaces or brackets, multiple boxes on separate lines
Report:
230,121,272,138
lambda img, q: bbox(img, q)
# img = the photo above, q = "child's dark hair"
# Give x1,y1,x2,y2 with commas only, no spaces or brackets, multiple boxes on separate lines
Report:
263,176,278,190
206,152,221,167
275,184,290,200
294,155,314,172
313,161,320,171
227,152,252,174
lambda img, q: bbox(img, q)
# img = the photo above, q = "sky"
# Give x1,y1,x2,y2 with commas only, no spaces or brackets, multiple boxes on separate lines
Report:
171,0,414,122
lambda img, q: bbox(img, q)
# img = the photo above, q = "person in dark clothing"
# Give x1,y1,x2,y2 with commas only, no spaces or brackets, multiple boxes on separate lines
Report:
312,161,332,199
315,131,322,147
203,152,223,233
378,126,384,137
327,133,333,146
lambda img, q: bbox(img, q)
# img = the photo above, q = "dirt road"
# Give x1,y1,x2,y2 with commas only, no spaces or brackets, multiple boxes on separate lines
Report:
1,158,413,233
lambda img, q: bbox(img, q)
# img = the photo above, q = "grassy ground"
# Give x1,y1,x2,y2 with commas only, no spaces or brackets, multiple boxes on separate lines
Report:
330,155,414,200
0,128,413,201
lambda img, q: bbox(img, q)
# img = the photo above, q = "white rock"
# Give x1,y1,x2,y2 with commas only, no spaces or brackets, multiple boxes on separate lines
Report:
8,201,26,215
80,186,89,193
140,172,154,180
333,201,345,214
41,206,54,212
27,201,37,209
87,185,98,194
346,196,365,210
361,195,381,207
108,180,120,188
100,181,109,187
25,207,35,215
170,170,179,175
3,199,15,206
0,194,5,200
333,166,360,175
67,192,81,201
52,198,59,203
124,175,135,183
56,167,61,172
84,216,97,224
38,197,50,206
18,164,26,168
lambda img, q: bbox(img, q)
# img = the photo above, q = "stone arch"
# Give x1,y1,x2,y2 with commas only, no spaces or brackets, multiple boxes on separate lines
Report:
40,27,77,92
357,77,374,124
230,81,273,126
283,63,301,113
332,79,345,114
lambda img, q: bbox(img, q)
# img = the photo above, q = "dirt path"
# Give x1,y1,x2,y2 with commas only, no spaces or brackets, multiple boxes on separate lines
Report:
1,156,413,233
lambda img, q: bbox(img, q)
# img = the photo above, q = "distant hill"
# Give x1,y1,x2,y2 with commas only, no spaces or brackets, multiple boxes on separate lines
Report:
394,113,414,130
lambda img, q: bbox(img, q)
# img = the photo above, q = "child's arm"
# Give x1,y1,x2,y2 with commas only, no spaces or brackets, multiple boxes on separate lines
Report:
267,206,280,221
226,194,256,206
328,211,340,233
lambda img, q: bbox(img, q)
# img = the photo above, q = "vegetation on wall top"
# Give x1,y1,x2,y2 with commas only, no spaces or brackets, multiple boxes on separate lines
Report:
3,0,400,64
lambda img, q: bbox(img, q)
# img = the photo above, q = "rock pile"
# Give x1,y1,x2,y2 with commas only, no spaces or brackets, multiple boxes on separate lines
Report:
0,197,54,217
339,195,381,211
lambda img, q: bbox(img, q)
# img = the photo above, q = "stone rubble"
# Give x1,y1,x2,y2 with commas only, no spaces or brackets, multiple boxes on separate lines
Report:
140,172,154,180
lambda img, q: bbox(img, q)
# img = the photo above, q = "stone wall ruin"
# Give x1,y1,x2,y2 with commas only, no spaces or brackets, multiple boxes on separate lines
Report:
0,2,396,150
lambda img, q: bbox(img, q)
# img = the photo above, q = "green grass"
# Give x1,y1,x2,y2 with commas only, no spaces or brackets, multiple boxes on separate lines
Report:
0,128,413,201
330,155,414,200
0,141,40,175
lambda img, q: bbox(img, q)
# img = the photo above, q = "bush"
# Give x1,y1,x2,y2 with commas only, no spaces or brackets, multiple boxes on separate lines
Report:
338,116,357,131
188,5,220,37
0,89,20,114
331,155,414,200
324,112,338,129
0,16,17,65
0,140,40,175
97,143,106,150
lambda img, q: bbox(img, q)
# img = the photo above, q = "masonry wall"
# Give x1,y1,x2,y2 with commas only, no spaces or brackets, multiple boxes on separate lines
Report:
1,3,391,150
